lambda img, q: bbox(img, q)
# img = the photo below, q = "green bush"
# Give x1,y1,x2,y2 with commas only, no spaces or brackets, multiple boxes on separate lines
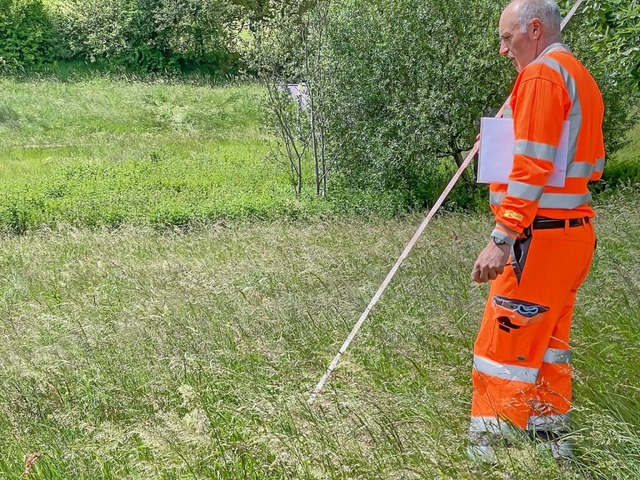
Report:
51,0,242,74
600,123,640,189
249,0,509,209
315,0,511,208
0,0,61,70
602,158,640,188
585,0,640,90
563,4,640,160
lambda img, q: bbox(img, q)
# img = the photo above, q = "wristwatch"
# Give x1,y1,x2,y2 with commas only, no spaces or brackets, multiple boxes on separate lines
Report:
491,235,507,246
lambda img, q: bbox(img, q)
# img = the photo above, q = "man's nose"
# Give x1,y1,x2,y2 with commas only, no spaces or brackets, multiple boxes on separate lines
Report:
499,41,509,56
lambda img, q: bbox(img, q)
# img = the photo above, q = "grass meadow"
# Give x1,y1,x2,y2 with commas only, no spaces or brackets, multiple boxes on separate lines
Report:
0,77,638,479
0,78,333,234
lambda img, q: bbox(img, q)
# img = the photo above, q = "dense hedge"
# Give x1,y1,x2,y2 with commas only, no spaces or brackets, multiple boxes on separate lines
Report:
0,0,244,75
0,0,61,70
52,0,242,74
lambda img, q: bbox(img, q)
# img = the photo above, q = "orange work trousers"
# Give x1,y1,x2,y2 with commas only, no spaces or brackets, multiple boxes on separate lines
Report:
470,218,596,438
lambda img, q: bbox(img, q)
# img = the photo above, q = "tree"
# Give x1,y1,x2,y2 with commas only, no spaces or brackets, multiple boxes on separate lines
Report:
249,0,332,197
317,0,512,205
584,0,640,89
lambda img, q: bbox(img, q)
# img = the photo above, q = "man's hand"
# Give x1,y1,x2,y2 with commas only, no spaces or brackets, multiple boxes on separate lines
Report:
471,240,511,283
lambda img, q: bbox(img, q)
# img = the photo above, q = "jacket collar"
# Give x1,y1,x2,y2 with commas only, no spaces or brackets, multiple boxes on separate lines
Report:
537,42,572,58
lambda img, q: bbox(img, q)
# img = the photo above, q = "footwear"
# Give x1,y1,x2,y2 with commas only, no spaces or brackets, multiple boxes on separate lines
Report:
467,431,509,464
531,430,574,462
467,443,497,464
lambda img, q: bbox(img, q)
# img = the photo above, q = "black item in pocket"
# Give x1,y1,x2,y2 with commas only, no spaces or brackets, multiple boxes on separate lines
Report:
511,226,533,285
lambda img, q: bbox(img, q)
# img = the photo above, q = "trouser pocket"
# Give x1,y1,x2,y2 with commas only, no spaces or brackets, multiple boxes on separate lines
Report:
493,295,550,328
486,299,547,363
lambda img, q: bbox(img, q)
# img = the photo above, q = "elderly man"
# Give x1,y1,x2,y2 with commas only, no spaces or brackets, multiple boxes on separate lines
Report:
469,0,605,462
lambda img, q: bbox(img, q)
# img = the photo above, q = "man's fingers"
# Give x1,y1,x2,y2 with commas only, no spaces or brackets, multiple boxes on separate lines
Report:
473,267,488,284
472,266,501,283
471,269,480,283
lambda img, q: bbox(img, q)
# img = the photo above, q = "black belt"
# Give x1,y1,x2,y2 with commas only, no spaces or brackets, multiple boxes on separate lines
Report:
532,217,589,230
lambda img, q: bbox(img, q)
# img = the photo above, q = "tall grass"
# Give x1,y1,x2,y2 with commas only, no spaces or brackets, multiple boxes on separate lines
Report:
1,76,638,478
0,189,637,479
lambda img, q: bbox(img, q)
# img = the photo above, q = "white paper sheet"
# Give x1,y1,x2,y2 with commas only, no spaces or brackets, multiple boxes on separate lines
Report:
477,117,569,187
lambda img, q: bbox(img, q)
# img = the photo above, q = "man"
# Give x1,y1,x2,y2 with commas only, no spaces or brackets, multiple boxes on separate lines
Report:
468,0,605,462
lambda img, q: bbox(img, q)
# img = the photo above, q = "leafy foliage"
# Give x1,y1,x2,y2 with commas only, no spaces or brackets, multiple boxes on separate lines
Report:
0,0,61,70
51,0,242,74
230,0,272,26
252,0,639,207
584,0,640,89
315,0,513,207
249,0,512,207
563,0,640,186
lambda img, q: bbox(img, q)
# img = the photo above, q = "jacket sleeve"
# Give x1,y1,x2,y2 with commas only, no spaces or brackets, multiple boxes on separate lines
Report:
491,77,568,245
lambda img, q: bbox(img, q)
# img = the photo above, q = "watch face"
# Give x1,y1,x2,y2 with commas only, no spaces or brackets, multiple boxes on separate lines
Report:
492,236,506,245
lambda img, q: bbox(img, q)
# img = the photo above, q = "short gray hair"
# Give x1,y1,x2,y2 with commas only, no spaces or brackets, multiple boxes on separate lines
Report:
514,0,562,33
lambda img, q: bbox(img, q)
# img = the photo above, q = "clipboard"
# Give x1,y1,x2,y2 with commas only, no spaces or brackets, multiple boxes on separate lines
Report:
477,117,569,187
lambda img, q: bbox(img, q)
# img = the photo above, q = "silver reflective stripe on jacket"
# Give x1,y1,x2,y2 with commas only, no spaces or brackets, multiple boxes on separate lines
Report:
490,191,592,209
566,157,605,178
534,56,581,169
473,355,538,384
567,161,594,178
514,140,558,163
507,181,544,201
496,221,519,238
538,192,592,209
595,157,605,174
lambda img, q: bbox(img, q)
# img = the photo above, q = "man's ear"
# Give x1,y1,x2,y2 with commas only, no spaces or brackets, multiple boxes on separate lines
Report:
530,18,542,40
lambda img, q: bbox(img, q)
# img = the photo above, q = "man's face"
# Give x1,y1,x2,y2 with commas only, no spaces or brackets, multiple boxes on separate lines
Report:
499,5,538,72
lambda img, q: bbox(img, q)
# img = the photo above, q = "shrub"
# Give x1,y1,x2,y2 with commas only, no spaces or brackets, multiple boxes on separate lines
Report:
251,0,640,210
52,0,242,74
315,0,512,208
0,0,61,70
563,3,640,160
585,0,640,90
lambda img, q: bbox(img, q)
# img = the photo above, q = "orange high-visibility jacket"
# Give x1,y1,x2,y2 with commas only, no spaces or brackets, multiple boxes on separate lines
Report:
490,43,605,245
